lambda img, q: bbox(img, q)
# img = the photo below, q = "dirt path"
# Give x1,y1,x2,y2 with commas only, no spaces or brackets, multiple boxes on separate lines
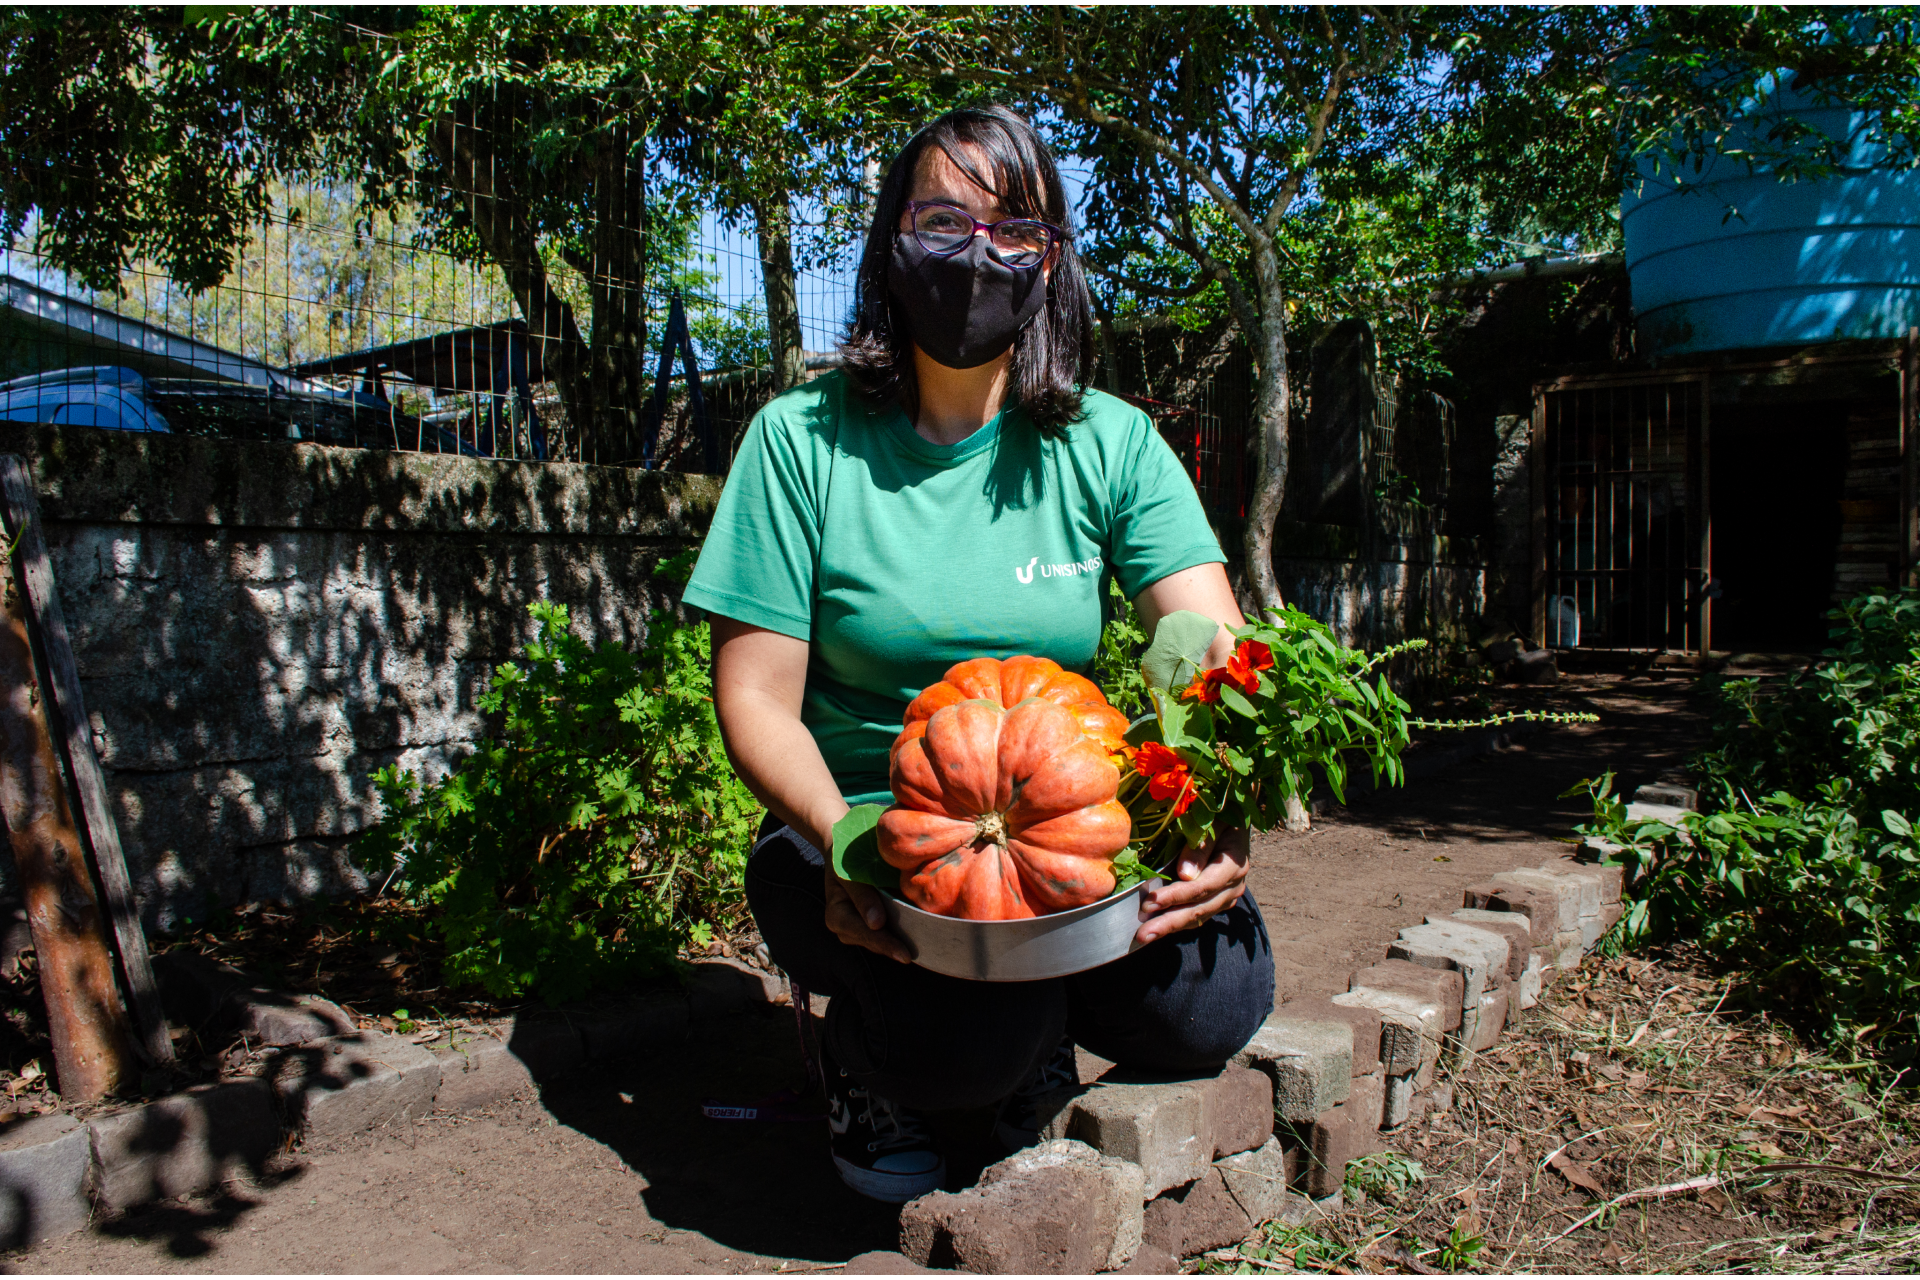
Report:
1249,672,1705,1004
9,674,1706,1274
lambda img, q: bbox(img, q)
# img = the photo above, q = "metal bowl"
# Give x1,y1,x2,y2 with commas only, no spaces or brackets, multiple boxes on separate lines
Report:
882,879,1164,983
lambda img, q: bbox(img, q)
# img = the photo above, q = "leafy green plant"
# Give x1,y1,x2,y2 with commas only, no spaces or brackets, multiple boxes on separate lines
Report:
359,595,760,1003
1123,607,1594,871
1440,1221,1486,1271
1694,591,1920,819
1579,591,1920,1068
1578,773,1920,1067
1095,578,1150,720
1345,1150,1426,1200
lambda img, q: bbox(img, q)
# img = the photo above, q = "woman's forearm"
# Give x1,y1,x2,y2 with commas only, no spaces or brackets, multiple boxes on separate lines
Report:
718,689,848,852
711,617,848,853
1134,562,1247,669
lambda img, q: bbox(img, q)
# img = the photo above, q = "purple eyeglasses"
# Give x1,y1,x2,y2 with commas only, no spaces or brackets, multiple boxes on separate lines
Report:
902,201,1065,269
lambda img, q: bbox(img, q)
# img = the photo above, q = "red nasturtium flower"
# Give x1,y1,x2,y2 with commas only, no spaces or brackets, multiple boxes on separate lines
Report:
1181,669,1222,703
1181,639,1273,704
1222,639,1275,697
1133,741,1197,816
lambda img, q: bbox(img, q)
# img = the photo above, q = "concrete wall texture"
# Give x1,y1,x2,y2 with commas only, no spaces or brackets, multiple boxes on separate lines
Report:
1271,523,1486,652
0,424,718,928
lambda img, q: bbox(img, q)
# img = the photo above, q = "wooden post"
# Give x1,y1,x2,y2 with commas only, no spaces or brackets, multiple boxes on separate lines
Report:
0,548,138,1101
0,454,170,1081
0,459,171,1067
1528,386,1548,647
1697,377,1714,663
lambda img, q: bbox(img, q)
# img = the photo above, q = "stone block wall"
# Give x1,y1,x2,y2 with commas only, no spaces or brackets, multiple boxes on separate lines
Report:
0,423,719,926
1272,521,1487,651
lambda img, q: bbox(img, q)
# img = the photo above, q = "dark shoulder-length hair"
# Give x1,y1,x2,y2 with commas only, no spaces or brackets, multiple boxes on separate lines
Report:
839,105,1094,434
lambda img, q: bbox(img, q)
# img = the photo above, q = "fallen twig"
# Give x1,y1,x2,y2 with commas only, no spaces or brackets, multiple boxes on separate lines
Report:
1548,1173,1726,1242
1537,1126,1611,1169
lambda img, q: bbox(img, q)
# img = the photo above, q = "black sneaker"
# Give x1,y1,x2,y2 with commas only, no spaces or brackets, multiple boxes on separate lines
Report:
824,1054,946,1203
993,1035,1081,1152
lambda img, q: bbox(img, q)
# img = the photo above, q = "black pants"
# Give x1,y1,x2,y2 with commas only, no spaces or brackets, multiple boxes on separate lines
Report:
745,815,1276,1112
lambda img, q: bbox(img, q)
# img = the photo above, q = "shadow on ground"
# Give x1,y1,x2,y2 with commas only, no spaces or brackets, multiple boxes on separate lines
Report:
533,1004,905,1264
84,1184,298,1261
1351,675,1708,840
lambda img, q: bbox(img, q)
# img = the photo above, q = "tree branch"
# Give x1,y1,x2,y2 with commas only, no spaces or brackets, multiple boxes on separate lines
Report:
1083,261,1211,300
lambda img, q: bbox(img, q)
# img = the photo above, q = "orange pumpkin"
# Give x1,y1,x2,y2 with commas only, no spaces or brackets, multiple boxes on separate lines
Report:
878,658,1134,920
894,654,1133,760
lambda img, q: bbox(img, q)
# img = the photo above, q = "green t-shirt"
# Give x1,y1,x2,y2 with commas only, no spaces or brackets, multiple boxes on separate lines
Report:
683,370,1224,806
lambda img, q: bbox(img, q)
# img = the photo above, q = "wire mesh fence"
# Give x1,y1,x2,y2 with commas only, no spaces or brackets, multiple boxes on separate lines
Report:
0,63,858,473
1,25,1270,500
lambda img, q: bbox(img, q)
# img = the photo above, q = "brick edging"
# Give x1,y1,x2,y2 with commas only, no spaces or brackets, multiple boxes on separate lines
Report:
896,838,1644,1273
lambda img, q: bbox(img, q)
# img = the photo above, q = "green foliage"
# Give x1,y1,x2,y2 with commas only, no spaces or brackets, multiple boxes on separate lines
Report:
1439,1221,1486,1272
1576,586,1920,1068
1116,606,1592,873
1095,578,1150,720
359,599,759,1004
1694,591,1920,819
1128,608,1427,865
1577,774,1920,1068
1345,1151,1426,1201
829,803,889,890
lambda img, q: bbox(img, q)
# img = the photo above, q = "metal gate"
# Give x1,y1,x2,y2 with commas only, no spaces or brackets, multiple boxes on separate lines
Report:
1535,377,1705,652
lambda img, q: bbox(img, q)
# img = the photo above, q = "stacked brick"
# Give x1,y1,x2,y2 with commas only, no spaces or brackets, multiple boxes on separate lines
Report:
898,852,1631,1273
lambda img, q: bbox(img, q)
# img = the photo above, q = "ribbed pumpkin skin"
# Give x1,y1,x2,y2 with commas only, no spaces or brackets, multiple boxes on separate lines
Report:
878,695,1131,919
897,655,1132,759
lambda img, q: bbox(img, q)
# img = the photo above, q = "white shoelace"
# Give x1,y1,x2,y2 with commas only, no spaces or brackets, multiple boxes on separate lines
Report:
851,1083,935,1152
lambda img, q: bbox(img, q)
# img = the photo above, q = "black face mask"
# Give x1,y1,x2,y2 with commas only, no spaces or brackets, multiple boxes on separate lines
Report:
886,233,1049,370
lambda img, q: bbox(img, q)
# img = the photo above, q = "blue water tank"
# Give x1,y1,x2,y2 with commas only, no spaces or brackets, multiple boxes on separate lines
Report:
1621,86,1920,356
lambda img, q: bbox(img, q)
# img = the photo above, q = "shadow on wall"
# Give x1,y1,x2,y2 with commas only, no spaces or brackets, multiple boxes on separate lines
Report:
0,423,720,929
1271,523,1487,652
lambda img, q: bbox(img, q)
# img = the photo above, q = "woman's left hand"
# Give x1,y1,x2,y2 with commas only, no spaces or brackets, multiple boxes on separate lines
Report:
1135,826,1250,945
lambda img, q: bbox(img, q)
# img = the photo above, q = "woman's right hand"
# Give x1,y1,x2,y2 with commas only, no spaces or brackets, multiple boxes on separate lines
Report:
824,868,914,964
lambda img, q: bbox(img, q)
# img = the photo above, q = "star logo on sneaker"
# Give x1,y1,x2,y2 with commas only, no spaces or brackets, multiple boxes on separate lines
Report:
827,1094,852,1136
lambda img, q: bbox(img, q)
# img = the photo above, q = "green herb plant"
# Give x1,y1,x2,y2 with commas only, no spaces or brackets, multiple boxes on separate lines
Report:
1094,577,1150,720
359,590,760,1004
1439,1221,1486,1271
1344,1150,1426,1201
1123,607,1596,876
1577,591,1920,1069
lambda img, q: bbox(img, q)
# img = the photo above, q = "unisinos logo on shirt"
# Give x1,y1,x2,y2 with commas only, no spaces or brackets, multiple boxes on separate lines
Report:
1014,554,1103,584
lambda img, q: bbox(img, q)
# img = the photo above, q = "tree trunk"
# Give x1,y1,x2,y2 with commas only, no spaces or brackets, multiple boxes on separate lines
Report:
585,126,648,464
1242,243,1293,616
753,192,806,392
429,112,593,453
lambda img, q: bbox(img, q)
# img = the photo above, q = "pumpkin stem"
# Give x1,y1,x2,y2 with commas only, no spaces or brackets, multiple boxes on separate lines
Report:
974,810,1008,846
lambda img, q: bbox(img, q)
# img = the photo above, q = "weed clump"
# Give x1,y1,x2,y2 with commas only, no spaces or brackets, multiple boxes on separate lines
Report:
1578,590,1920,1071
359,577,760,1004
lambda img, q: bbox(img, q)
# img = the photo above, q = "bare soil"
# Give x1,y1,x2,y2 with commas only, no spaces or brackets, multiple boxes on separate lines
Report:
1248,671,1706,1005
23,669,1891,1276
